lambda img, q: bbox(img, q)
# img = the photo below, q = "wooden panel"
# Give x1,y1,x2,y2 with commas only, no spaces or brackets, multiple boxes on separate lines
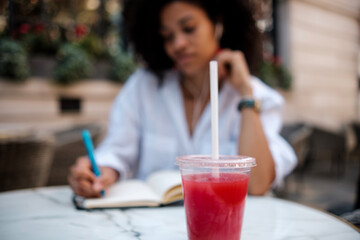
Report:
82,100,113,118
0,99,57,116
296,0,360,18
0,118,108,133
284,0,359,130
0,78,120,132
292,26,358,56
0,78,122,99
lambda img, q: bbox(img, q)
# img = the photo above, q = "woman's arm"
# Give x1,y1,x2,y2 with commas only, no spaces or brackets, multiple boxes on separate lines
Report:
237,108,275,195
217,49,276,195
69,70,144,197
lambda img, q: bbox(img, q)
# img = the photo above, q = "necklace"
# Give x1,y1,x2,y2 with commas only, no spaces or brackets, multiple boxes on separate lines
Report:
180,74,210,135
181,79,202,100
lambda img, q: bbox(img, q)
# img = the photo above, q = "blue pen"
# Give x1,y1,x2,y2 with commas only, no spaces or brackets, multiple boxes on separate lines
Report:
82,129,105,196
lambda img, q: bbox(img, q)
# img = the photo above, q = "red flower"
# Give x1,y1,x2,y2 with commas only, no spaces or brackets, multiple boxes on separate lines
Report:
18,23,30,35
33,23,45,34
75,24,88,38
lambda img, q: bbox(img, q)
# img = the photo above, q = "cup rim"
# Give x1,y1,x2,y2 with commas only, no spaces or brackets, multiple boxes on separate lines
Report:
176,155,256,168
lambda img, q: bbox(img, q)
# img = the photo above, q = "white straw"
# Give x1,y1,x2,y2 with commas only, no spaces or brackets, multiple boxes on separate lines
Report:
210,61,219,160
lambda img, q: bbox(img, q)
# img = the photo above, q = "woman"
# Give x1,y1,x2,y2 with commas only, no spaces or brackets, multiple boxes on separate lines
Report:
68,0,297,197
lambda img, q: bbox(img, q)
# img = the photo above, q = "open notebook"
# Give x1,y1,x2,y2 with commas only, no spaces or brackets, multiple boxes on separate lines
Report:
74,170,183,209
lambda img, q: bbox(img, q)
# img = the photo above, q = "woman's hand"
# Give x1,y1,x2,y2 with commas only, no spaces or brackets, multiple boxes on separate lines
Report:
68,156,119,198
216,49,253,97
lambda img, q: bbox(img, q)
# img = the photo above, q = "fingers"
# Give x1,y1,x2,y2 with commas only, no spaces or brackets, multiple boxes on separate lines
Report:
216,49,231,76
217,49,238,79
74,157,95,180
215,49,252,95
70,165,95,182
68,156,101,198
217,49,246,72
93,178,105,193
68,174,101,198
218,59,227,80
100,167,120,187
76,156,92,169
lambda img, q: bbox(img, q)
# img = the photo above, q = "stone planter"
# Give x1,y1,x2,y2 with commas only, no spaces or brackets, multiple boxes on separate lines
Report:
92,60,111,79
28,56,56,78
28,56,111,79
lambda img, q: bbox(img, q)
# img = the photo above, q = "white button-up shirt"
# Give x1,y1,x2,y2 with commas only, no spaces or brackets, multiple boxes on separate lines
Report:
95,68,297,187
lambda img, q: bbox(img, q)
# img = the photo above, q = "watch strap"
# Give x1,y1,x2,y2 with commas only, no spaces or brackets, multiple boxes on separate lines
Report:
237,98,261,112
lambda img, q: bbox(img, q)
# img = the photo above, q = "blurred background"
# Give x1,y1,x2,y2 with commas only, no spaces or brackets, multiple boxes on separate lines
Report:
0,0,359,218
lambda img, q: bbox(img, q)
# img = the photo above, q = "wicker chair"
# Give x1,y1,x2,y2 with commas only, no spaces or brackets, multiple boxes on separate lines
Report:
46,124,103,186
276,123,313,196
281,123,313,174
0,134,55,192
348,122,360,162
306,126,346,177
350,122,360,209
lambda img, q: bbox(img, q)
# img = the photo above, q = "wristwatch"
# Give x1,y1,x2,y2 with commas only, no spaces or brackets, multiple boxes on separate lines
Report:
237,98,261,112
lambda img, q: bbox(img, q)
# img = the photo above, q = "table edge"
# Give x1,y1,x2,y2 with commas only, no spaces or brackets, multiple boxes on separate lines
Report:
271,197,360,233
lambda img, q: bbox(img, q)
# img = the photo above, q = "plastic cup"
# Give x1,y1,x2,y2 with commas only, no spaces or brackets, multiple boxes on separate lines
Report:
176,155,256,240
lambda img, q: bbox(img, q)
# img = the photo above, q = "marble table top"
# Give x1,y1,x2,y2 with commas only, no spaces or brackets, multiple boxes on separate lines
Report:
0,186,358,240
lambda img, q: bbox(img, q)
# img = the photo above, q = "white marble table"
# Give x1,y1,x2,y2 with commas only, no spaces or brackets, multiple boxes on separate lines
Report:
0,186,359,240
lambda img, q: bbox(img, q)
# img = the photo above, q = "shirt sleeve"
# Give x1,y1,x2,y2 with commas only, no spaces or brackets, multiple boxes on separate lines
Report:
94,69,144,180
252,77,298,188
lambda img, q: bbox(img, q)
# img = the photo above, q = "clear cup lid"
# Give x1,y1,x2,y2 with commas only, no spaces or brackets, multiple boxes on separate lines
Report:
176,155,256,169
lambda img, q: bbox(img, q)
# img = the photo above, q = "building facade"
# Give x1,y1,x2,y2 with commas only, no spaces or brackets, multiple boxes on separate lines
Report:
278,0,359,131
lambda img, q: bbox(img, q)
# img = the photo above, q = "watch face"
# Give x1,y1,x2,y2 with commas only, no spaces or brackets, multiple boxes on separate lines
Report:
238,99,261,112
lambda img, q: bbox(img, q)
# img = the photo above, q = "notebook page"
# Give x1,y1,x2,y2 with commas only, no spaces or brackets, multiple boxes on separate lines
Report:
84,180,161,209
146,170,181,200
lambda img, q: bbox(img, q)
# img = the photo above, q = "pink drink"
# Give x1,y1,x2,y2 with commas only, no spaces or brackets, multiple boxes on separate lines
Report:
182,172,249,240
176,155,256,240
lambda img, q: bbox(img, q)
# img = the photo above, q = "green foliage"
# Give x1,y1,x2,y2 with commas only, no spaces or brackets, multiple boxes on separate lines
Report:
53,44,93,85
78,33,106,59
0,39,30,81
20,33,60,56
258,58,293,91
109,51,137,83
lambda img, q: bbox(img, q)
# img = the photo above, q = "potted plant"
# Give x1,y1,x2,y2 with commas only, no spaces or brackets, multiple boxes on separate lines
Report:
53,43,92,85
0,38,30,82
109,50,137,83
258,56,292,91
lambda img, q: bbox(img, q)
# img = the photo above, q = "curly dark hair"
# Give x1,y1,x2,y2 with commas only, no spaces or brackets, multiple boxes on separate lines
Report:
123,0,262,76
